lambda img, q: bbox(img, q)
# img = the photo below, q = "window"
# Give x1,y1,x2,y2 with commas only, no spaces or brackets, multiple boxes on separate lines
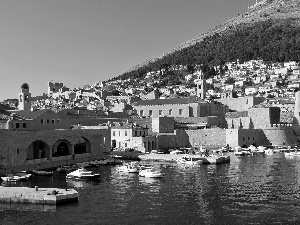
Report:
159,110,162,116
41,119,44,124
179,109,183,115
17,148,19,154
113,131,115,136
56,119,60,124
135,131,137,136
16,123,20,128
23,123,26,128
47,119,50,124
125,143,128,147
125,131,128,136
119,131,121,136
52,119,55,124
149,110,152,117
169,109,172,116
103,136,106,144
248,137,250,140
140,110,144,117
253,137,255,140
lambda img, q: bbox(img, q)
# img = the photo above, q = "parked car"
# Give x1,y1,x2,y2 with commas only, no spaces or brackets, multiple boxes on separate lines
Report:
150,150,158,154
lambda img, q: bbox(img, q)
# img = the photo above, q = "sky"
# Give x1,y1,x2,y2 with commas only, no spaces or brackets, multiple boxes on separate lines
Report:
0,0,257,101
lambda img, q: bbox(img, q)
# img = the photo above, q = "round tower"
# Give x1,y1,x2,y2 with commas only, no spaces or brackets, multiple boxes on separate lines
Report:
18,83,31,110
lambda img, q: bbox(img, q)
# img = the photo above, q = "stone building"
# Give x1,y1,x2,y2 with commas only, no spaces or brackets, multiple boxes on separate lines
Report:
110,122,157,153
215,96,265,111
134,97,226,118
0,128,110,174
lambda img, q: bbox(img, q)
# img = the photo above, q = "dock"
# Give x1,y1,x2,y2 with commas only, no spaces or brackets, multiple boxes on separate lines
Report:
0,187,78,205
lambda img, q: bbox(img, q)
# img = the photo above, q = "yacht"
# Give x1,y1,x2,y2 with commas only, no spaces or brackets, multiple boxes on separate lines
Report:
66,168,100,180
139,168,164,178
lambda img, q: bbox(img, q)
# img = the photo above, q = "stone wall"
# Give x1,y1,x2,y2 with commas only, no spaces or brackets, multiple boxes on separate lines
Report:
178,129,226,149
226,129,269,147
215,96,265,111
152,117,175,133
0,128,111,173
226,117,252,129
248,107,280,129
263,127,299,146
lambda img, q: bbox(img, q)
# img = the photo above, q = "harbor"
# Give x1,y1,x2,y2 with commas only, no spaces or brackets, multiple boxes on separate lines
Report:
1,152,300,224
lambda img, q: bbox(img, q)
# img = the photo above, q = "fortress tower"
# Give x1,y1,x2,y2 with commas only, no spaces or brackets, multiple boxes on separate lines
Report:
18,83,31,110
293,91,300,125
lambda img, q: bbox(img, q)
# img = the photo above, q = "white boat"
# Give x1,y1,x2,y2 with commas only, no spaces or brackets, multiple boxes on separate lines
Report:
66,168,100,180
117,162,140,173
90,156,123,166
284,151,295,156
1,174,21,182
139,168,164,178
176,156,202,166
14,172,33,181
234,151,245,157
264,148,274,155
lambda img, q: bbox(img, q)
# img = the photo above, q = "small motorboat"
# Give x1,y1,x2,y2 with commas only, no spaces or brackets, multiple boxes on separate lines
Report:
1,174,22,182
14,172,33,181
117,162,140,173
66,168,100,180
176,156,202,166
31,170,53,176
56,164,79,173
234,151,246,157
139,168,164,178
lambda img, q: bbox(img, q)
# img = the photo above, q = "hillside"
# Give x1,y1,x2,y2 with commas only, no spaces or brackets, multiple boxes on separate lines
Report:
115,0,300,80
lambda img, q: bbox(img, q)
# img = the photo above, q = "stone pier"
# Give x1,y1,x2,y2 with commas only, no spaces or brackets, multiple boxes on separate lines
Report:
0,187,78,205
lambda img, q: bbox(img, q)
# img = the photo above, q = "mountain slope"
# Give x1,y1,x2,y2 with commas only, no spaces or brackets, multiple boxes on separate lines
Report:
124,0,300,74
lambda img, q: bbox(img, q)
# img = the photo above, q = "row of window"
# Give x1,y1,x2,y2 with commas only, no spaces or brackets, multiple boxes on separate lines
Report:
11,122,27,129
140,109,183,117
242,137,255,141
112,130,146,137
41,119,60,124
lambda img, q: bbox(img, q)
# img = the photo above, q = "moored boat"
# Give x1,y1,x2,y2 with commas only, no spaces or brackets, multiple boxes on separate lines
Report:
31,170,53,176
66,168,100,180
176,156,202,166
117,162,140,173
139,168,164,178
56,164,79,173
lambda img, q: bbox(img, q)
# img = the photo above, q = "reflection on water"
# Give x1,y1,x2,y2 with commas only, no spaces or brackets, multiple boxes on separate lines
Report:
2,154,300,224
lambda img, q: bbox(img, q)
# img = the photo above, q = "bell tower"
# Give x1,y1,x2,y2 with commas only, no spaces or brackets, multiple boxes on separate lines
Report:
196,71,206,100
18,83,31,110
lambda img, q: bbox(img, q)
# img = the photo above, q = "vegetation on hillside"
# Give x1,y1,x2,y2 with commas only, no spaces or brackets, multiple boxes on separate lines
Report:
114,18,300,82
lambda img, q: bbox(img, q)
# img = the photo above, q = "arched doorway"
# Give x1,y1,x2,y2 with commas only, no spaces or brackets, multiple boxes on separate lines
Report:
26,140,50,160
74,137,91,154
53,139,72,157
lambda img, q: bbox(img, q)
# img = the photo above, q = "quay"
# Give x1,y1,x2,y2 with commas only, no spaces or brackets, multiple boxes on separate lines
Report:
138,153,230,164
0,187,78,205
